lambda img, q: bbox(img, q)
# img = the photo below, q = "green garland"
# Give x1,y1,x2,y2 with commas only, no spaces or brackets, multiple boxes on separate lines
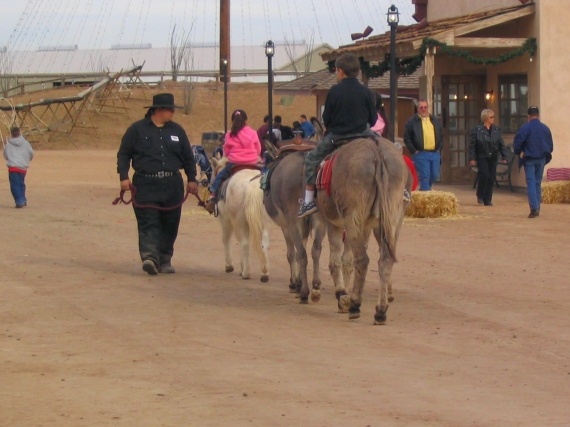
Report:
339,37,537,79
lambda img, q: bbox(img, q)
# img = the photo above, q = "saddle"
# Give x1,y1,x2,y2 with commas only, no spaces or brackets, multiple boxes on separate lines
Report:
260,144,315,192
331,133,378,147
218,163,261,202
316,152,339,196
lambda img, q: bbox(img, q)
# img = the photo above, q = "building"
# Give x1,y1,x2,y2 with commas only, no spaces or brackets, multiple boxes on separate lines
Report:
0,42,334,95
321,0,565,187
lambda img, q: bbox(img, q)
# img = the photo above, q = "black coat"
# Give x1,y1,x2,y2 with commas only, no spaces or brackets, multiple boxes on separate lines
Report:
403,114,443,155
469,124,508,161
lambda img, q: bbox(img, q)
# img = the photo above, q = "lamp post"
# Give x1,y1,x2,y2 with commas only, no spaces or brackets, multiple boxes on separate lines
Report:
387,4,399,141
221,58,228,133
265,40,275,130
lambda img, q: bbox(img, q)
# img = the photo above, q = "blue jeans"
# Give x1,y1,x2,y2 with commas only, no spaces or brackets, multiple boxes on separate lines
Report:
523,157,546,211
210,163,233,195
413,151,441,191
9,171,27,206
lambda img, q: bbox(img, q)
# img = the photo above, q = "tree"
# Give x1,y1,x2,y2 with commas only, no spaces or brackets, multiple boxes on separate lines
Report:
283,30,316,78
170,24,193,83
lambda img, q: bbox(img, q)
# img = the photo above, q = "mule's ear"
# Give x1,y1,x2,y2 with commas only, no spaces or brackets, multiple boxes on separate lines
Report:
210,157,218,168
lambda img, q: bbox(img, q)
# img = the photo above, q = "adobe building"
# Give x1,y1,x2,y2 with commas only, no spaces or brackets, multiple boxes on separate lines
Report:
321,0,566,187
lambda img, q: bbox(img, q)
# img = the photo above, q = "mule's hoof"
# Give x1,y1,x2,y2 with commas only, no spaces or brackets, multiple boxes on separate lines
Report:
225,266,234,273
388,296,395,303
310,289,321,303
260,275,269,283
241,275,250,280
338,295,350,313
348,312,361,320
299,296,309,304
374,307,388,325
289,287,298,294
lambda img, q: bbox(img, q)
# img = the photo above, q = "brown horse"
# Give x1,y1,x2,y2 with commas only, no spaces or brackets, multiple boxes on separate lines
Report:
263,149,327,303
317,136,411,324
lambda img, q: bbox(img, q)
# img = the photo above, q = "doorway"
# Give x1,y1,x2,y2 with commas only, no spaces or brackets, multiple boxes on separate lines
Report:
441,75,486,183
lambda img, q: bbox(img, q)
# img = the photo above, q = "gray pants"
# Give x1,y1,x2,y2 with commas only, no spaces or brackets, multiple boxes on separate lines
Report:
304,129,376,185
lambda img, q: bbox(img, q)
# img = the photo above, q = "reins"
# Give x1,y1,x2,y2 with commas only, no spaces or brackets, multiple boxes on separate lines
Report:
112,184,207,211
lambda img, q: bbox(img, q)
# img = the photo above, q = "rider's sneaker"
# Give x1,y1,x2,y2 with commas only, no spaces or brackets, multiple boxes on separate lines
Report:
403,189,411,202
298,200,319,218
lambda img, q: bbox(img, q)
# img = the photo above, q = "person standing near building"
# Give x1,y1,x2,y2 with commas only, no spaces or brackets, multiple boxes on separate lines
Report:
299,114,316,139
403,100,443,191
513,106,554,218
3,126,34,208
117,93,198,275
468,109,509,206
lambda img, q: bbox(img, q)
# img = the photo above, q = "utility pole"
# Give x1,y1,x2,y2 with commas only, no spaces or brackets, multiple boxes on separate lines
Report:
220,0,231,82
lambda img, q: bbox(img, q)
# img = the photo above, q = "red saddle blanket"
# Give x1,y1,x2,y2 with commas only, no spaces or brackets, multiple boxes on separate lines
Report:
315,152,339,196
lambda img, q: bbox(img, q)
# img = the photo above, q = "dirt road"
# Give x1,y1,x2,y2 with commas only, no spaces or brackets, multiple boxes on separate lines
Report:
1,150,569,426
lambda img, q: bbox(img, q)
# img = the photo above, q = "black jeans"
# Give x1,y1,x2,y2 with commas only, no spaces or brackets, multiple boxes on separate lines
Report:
132,173,184,266
476,156,498,204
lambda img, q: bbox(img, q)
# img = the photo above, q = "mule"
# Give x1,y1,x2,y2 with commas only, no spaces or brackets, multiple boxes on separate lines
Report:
263,149,327,303
210,157,271,282
317,137,411,324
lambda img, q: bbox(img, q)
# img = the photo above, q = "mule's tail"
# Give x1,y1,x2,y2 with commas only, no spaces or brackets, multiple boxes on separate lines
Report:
244,176,267,258
373,149,405,262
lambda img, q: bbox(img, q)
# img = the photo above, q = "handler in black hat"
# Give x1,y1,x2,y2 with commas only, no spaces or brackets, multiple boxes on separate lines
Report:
117,93,198,275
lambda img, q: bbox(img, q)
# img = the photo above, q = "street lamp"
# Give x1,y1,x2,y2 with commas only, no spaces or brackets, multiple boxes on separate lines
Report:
265,40,275,130
221,58,228,133
387,4,399,141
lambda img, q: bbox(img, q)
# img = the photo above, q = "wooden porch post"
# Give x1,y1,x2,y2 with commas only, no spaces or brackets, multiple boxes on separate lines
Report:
425,48,435,112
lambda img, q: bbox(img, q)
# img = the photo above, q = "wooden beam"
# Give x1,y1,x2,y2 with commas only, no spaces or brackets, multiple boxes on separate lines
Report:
453,37,527,48
411,5,534,50
454,4,535,37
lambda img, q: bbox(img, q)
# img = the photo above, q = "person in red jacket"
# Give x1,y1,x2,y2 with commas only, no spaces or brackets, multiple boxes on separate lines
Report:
395,142,418,192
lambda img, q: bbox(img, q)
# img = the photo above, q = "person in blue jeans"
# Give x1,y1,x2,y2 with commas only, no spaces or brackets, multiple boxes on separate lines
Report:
3,126,34,208
514,106,554,218
403,100,443,191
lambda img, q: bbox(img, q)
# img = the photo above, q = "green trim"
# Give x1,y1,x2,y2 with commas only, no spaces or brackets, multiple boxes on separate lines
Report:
349,37,537,79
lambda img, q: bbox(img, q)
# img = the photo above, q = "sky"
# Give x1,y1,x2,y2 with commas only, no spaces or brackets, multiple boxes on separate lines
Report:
0,0,416,52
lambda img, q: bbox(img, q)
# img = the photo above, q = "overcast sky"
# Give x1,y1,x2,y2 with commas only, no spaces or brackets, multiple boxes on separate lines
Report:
0,0,415,51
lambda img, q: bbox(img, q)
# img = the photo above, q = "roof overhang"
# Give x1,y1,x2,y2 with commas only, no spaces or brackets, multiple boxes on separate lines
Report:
321,3,535,63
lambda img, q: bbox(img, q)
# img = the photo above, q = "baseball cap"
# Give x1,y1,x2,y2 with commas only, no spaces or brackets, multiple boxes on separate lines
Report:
527,106,539,115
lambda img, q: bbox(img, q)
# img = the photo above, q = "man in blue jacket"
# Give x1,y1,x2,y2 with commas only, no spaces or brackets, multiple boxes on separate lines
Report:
513,106,554,218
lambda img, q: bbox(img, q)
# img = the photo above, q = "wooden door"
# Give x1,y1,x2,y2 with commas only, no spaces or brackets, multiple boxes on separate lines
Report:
441,75,486,183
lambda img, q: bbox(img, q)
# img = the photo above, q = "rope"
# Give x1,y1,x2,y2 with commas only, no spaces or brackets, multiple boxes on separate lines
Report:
112,184,207,211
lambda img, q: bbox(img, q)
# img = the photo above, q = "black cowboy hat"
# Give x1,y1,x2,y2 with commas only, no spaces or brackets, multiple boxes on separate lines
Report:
144,93,182,109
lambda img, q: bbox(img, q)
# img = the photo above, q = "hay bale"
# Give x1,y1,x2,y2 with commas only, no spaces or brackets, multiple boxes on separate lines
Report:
405,190,458,218
541,180,570,204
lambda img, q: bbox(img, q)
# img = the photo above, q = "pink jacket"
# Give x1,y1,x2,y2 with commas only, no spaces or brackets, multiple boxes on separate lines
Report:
224,126,261,164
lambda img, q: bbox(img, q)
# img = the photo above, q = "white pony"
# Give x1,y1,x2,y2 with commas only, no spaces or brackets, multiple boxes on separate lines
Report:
210,157,271,282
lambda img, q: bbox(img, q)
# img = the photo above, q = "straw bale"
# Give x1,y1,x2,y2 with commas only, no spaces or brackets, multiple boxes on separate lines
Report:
541,180,570,204
405,190,458,218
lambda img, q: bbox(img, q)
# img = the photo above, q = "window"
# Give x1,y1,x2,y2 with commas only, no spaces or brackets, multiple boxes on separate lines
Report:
499,75,528,134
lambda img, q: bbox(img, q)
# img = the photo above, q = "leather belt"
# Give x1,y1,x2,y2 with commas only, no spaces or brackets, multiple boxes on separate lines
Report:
137,171,180,178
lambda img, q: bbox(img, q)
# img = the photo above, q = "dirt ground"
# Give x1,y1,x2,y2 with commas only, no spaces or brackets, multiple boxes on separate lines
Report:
1,150,570,427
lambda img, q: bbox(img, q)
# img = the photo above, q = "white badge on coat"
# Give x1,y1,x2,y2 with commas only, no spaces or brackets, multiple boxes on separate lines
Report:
171,135,180,141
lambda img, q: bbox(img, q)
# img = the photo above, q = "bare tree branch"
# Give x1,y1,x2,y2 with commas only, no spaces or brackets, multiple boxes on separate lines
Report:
170,23,194,82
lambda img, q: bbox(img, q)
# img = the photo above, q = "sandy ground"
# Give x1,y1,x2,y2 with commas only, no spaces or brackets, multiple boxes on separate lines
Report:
1,150,570,427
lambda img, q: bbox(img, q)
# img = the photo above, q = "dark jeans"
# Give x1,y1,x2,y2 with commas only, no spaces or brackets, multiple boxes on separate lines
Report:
8,171,27,206
132,173,184,266
476,156,498,204
210,163,233,195
523,157,546,211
